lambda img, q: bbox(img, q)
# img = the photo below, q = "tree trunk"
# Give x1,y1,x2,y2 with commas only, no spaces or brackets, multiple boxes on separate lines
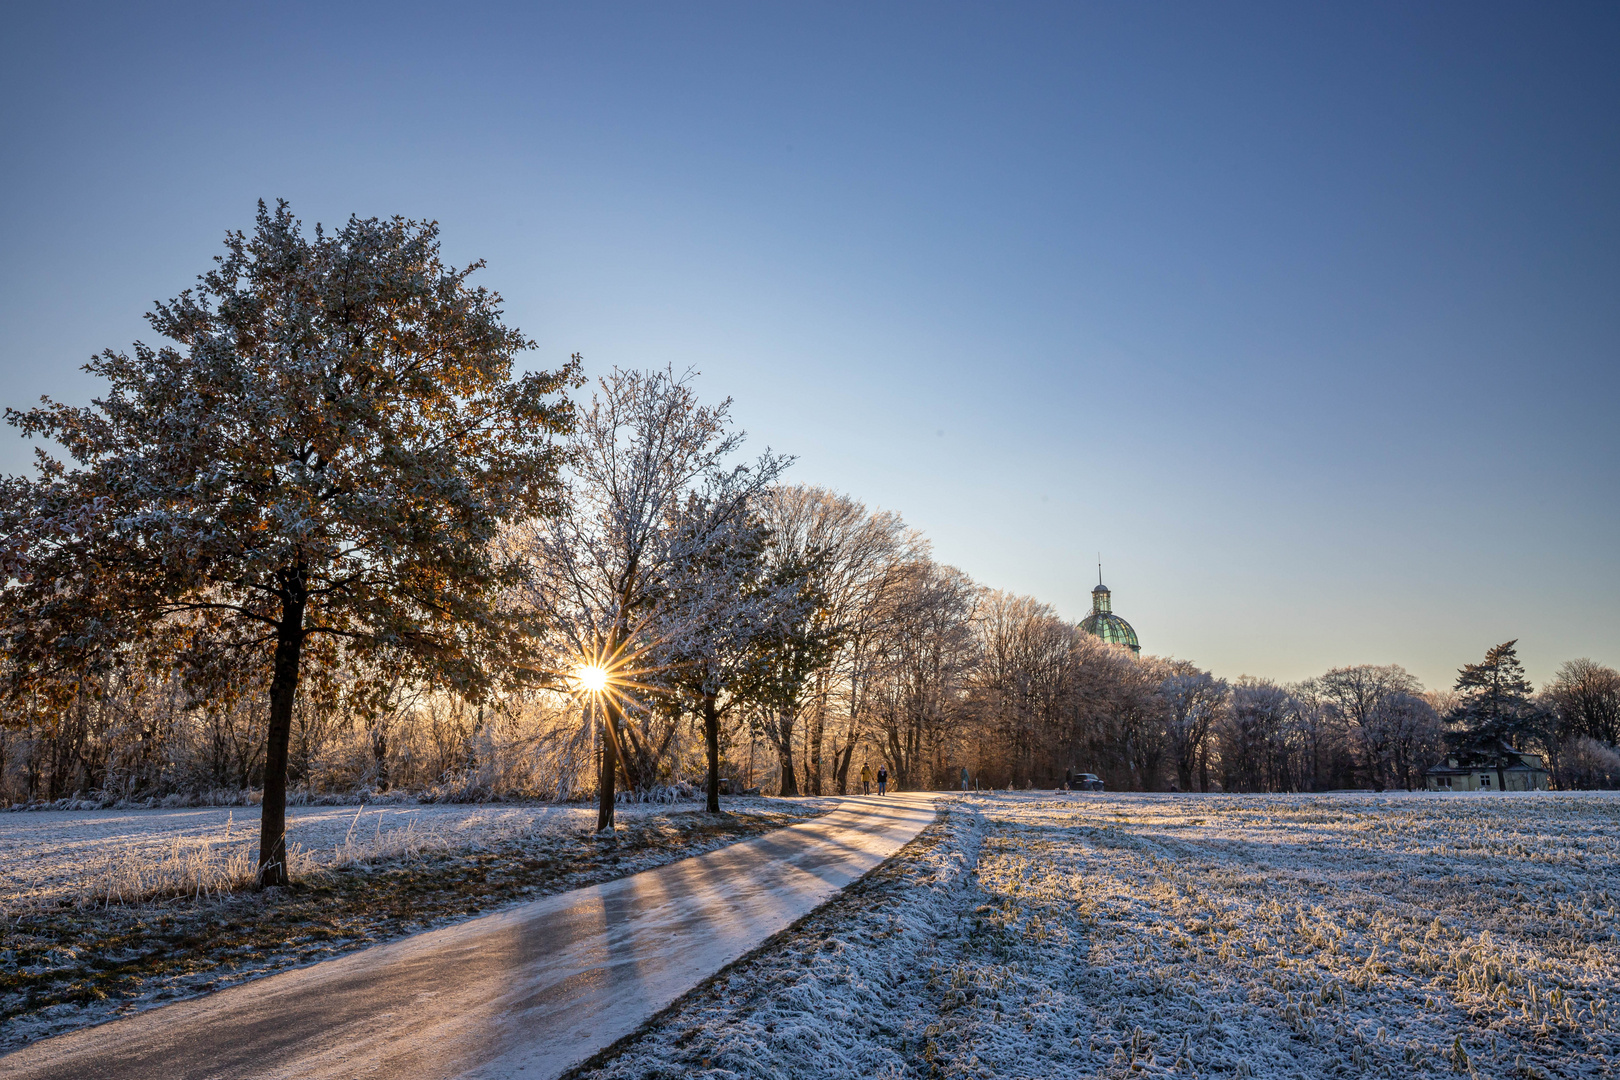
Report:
834,740,855,795
370,724,389,792
778,744,798,796
776,705,799,796
598,696,621,832
703,692,721,813
258,592,306,888
807,677,826,795
772,708,799,796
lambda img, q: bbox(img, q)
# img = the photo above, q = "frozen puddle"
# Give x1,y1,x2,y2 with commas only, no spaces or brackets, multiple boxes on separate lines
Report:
0,794,937,1080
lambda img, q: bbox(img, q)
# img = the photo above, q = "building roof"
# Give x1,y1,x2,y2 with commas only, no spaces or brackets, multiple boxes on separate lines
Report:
1081,578,1140,654
1080,611,1140,653
1424,742,1547,775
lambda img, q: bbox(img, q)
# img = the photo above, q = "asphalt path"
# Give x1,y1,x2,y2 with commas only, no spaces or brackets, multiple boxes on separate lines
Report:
1,793,938,1080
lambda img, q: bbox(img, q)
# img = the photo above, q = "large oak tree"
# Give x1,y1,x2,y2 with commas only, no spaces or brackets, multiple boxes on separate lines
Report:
0,201,576,884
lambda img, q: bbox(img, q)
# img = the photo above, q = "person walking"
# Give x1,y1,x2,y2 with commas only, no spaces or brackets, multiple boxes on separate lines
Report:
960,765,970,791
876,765,888,796
859,763,873,796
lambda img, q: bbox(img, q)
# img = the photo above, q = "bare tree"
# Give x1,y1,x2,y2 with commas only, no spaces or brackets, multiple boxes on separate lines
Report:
1216,678,1297,792
869,561,977,790
1542,658,1620,787
750,487,919,795
1363,691,1442,790
1317,664,1423,790
1545,658,1620,746
972,591,1078,785
1161,666,1227,792
514,367,785,830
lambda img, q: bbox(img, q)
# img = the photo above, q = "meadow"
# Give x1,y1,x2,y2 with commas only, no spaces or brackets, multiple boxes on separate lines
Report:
583,791,1620,1079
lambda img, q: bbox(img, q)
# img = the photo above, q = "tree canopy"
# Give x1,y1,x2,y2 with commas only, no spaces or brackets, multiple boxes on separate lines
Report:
1451,640,1542,745
0,200,577,882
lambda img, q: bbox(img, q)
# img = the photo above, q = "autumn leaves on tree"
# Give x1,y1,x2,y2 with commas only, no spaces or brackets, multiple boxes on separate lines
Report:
0,202,577,885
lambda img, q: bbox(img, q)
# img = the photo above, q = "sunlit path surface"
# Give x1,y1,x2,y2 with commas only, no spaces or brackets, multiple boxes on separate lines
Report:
0,794,937,1080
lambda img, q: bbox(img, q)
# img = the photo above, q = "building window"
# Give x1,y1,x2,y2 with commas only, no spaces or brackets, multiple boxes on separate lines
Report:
1480,775,1491,787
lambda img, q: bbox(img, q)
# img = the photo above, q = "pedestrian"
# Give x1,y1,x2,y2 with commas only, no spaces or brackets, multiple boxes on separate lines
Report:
860,762,873,796
877,765,888,796
960,765,970,791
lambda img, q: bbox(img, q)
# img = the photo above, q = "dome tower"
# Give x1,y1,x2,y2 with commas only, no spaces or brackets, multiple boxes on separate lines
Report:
1079,565,1140,654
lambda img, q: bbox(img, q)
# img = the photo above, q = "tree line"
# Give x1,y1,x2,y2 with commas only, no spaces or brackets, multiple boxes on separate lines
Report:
3,204,1617,882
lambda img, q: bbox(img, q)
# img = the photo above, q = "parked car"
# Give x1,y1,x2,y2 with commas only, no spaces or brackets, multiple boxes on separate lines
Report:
1072,773,1105,792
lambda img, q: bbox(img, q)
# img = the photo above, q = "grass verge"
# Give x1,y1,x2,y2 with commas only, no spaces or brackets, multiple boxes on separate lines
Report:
1,807,816,1050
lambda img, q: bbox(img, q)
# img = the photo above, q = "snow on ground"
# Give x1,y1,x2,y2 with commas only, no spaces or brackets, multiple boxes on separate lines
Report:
578,791,1620,1080
0,796,835,911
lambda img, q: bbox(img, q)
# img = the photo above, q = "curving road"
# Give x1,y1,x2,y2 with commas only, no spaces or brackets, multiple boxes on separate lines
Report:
1,793,937,1080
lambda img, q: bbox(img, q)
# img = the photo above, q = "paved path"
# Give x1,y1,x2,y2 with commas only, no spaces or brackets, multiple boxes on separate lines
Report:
1,793,938,1080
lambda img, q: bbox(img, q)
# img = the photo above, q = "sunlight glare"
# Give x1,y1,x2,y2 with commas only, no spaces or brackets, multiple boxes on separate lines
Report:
575,664,609,693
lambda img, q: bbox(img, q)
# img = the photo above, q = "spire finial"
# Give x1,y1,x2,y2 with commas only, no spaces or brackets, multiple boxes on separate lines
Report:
1097,554,1102,588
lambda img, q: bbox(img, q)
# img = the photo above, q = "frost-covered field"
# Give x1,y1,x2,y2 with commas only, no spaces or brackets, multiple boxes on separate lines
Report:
581,792,1620,1079
1,797,832,911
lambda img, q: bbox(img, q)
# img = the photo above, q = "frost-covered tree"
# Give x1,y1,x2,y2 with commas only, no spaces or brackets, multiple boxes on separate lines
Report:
514,367,786,829
649,489,805,812
867,560,978,790
753,486,919,795
742,553,837,797
1216,678,1298,792
1160,667,1227,793
1359,691,1442,790
0,201,576,884
1542,659,1620,787
1317,664,1423,788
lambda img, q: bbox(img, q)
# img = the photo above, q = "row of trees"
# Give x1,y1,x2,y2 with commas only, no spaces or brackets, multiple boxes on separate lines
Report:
3,203,1617,883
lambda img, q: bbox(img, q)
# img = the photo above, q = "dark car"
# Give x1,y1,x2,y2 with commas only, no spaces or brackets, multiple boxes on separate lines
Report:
1072,773,1105,792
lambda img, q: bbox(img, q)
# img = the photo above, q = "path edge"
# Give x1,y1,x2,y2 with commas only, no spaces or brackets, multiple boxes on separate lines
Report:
554,800,948,1080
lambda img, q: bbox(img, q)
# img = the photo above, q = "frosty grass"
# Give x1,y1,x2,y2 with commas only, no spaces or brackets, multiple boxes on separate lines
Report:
579,791,1619,1080
1,797,835,1049
3,799,837,911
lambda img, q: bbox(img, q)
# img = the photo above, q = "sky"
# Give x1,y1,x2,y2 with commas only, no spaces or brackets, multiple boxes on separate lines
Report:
1,2,1615,691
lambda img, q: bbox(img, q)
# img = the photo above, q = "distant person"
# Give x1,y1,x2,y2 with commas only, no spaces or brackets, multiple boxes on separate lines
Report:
877,765,888,796
860,763,873,795
960,765,970,791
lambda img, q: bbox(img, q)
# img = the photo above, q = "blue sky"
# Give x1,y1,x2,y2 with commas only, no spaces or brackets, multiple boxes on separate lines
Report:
2,2,1615,690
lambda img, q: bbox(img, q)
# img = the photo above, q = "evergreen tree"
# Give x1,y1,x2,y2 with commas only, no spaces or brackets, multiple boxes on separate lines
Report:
1451,640,1543,746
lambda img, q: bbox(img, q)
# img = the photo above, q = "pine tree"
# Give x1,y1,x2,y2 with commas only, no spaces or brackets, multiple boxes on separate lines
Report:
1452,640,1542,746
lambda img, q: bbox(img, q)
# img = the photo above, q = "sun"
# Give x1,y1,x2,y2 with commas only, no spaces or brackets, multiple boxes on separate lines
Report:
574,663,610,693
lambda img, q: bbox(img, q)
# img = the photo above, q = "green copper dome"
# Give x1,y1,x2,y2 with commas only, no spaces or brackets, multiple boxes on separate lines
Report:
1080,579,1140,654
